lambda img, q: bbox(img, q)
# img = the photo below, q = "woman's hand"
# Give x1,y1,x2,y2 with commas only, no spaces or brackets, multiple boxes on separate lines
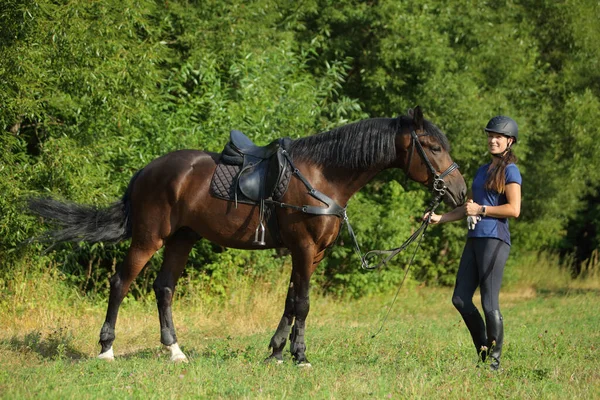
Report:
464,199,481,216
423,211,442,224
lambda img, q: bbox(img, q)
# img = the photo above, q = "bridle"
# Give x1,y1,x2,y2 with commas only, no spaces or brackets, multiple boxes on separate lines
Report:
405,130,460,205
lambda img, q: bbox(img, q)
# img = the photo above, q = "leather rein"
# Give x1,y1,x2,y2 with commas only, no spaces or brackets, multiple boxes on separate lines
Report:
352,130,459,270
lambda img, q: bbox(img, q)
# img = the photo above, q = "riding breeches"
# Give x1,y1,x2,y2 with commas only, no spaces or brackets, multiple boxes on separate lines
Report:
452,237,510,315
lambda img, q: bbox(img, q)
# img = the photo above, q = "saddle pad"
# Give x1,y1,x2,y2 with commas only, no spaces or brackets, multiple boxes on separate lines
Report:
274,162,292,199
209,162,292,204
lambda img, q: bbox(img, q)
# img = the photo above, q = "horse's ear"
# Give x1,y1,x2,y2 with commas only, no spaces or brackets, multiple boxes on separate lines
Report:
407,108,414,118
412,105,424,130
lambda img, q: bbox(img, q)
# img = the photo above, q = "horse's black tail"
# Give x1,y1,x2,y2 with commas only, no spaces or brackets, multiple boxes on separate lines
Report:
26,170,141,246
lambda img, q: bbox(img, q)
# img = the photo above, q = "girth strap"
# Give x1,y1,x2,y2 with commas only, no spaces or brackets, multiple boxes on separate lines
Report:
266,150,346,218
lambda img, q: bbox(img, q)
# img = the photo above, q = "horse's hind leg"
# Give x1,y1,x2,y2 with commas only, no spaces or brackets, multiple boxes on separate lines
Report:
98,240,162,360
153,228,199,362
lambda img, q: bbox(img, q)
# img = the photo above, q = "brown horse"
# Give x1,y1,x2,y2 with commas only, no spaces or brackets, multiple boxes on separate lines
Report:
28,106,466,365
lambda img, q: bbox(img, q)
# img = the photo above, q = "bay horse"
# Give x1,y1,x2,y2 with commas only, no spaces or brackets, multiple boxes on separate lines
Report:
27,106,466,366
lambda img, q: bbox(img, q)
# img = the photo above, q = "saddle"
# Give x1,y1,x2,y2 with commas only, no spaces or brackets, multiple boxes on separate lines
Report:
214,130,292,245
221,130,291,202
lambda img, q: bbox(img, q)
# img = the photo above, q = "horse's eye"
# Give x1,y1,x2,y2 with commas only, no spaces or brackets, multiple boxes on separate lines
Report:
431,146,442,153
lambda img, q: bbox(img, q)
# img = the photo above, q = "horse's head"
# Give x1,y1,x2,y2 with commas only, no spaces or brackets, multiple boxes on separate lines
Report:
395,106,467,208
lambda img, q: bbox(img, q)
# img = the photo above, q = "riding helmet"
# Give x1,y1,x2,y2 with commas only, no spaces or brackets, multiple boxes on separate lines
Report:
484,116,518,143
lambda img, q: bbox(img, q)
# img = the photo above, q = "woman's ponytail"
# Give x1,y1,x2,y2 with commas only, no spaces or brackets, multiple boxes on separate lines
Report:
486,149,517,193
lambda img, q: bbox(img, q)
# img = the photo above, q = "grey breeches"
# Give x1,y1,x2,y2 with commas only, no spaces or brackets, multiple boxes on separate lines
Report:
452,237,510,315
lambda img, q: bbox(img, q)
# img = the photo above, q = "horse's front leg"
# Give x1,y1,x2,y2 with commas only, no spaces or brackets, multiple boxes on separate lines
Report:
288,248,325,367
265,280,295,364
289,285,310,366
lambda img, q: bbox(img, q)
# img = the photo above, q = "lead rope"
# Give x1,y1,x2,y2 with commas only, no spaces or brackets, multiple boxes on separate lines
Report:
344,195,441,271
343,197,442,339
370,215,431,339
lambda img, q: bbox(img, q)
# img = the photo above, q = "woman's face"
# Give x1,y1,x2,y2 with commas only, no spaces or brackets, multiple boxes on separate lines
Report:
487,132,513,155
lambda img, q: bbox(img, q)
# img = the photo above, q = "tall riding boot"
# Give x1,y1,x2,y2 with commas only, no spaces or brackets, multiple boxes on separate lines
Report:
485,310,504,371
461,310,488,362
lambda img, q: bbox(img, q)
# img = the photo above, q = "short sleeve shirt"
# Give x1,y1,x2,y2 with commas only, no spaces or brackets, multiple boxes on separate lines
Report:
467,163,522,245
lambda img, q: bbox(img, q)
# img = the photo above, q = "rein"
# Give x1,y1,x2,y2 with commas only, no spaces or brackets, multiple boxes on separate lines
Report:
349,196,441,271
348,130,458,270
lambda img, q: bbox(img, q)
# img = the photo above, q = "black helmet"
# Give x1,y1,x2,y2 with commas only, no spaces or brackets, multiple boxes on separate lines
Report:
484,116,518,143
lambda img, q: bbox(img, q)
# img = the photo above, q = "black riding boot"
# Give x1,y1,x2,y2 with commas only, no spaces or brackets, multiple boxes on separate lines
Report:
485,310,504,371
461,310,488,362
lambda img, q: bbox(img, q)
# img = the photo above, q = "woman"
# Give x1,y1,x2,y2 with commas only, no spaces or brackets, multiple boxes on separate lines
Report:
426,115,522,371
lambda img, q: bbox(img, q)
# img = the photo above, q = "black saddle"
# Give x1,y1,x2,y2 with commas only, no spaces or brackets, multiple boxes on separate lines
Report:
218,130,292,245
229,129,280,159
221,130,291,202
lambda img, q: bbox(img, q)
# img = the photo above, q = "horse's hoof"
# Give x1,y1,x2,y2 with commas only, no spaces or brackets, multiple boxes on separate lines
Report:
293,353,311,368
296,361,312,368
98,347,115,361
171,353,189,363
166,343,188,363
264,355,284,365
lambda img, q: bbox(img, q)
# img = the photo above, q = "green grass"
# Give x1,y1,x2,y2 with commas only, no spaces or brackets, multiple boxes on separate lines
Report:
1,256,599,399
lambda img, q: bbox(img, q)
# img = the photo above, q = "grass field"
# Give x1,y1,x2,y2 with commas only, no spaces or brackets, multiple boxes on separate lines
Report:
1,255,599,399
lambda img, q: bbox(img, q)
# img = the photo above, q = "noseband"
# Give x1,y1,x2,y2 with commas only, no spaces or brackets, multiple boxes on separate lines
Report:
406,130,459,202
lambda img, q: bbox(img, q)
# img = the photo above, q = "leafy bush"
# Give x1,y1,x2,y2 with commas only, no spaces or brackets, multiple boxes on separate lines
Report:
2,0,600,299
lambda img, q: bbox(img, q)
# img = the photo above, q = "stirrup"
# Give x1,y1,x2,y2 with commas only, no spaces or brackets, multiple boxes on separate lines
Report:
253,220,266,246
253,200,267,246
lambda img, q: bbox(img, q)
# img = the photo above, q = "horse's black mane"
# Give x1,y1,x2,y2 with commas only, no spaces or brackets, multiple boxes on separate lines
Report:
288,116,450,169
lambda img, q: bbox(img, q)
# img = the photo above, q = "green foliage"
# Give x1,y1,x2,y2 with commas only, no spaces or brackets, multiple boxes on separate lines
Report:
2,0,600,298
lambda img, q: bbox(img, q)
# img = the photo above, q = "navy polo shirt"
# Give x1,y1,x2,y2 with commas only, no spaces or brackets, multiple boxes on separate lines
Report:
468,163,522,245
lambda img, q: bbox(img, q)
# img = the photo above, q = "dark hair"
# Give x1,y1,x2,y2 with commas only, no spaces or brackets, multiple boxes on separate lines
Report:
486,148,517,193
288,118,399,169
288,116,450,169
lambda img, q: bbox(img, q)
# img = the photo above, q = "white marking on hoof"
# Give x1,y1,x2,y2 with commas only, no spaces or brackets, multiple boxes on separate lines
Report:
264,356,284,364
296,362,312,368
167,343,188,363
98,347,115,361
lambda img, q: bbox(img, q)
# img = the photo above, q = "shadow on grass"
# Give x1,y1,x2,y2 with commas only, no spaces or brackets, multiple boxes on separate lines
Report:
2,332,205,363
536,287,600,297
4,330,87,360
119,346,202,361
119,344,265,363
506,365,551,381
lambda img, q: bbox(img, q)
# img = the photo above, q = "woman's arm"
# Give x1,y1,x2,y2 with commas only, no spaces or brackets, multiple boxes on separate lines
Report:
465,183,521,218
425,204,467,224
